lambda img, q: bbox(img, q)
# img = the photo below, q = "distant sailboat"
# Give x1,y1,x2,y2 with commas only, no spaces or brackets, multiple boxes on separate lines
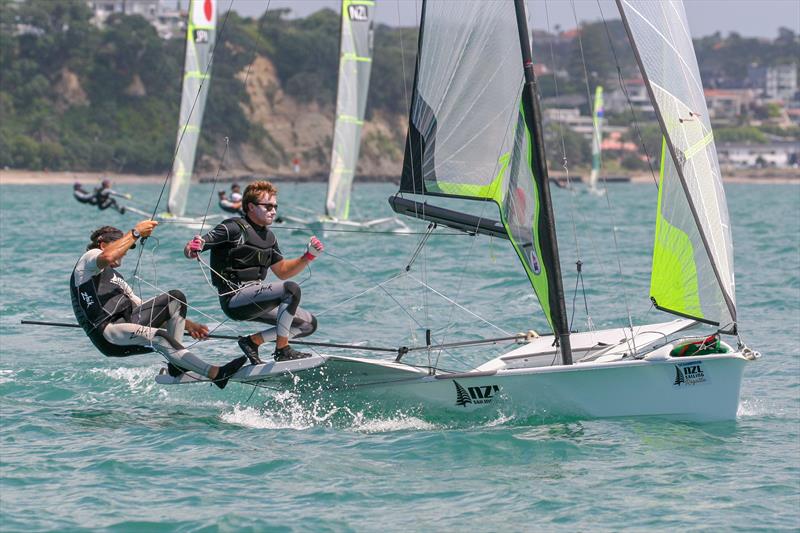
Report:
586,85,606,196
283,0,407,234
127,0,221,228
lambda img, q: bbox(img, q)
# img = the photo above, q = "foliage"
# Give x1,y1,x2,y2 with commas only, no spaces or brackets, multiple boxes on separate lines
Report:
1,0,796,172
715,126,768,144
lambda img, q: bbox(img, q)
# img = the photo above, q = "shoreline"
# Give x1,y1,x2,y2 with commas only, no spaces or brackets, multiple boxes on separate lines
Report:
1,169,798,185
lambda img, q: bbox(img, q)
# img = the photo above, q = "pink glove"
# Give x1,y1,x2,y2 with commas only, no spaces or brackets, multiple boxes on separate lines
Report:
303,236,324,261
186,236,205,259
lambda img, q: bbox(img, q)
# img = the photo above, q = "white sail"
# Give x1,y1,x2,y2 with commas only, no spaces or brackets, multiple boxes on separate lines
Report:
325,0,376,220
168,0,216,217
618,0,736,331
588,85,603,192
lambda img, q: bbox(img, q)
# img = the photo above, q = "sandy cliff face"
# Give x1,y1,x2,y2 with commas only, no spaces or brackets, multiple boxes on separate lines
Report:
223,54,406,178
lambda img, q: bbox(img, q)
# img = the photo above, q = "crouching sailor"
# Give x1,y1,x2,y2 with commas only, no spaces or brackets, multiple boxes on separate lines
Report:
183,180,322,365
71,221,246,388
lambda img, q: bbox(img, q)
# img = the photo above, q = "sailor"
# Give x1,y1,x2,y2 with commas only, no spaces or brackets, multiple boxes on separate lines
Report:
71,221,246,388
94,178,126,214
73,182,97,205
184,180,323,364
218,189,241,214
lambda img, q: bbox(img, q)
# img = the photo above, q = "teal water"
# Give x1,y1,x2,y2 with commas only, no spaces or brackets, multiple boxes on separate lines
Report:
1,181,798,531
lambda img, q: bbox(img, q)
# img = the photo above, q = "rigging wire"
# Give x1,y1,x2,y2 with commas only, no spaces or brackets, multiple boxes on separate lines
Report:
595,0,659,189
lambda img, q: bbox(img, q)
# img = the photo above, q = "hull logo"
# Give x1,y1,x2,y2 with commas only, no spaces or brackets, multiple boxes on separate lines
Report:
454,381,500,407
673,361,709,387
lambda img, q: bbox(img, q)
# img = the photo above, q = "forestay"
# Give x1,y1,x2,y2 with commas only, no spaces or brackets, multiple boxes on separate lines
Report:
398,2,558,331
325,0,376,220
618,0,736,331
168,0,216,217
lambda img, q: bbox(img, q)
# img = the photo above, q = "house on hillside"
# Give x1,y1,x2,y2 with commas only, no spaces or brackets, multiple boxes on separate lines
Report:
717,141,799,168
746,63,798,101
704,89,756,123
87,0,185,39
605,79,654,117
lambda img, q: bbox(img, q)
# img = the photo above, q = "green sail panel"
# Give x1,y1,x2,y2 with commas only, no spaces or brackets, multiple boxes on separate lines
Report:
619,0,736,330
398,2,554,330
168,0,216,216
325,0,376,220
588,86,603,191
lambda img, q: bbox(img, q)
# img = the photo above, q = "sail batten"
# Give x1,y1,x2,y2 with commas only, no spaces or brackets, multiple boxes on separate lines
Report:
325,0,376,220
168,0,216,216
618,0,736,331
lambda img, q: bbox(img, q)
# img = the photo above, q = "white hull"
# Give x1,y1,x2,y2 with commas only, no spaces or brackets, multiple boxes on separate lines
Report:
280,214,410,236
126,206,221,230
342,353,747,421
155,319,755,421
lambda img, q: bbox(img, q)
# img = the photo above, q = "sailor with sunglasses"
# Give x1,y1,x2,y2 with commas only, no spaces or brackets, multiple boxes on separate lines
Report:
184,180,323,364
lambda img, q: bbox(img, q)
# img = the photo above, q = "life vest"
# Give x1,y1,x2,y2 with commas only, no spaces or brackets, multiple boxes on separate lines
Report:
69,264,151,357
210,218,279,290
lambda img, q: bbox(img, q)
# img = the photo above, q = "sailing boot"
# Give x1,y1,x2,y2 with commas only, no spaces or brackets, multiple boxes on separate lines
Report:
214,356,247,390
238,336,263,365
167,363,184,377
274,345,311,362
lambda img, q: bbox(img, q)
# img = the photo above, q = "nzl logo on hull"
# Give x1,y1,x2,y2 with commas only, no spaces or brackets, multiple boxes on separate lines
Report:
348,5,369,21
454,381,500,407
673,361,710,387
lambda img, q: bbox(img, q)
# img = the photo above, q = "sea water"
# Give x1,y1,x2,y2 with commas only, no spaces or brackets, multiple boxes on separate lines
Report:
1,181,798,531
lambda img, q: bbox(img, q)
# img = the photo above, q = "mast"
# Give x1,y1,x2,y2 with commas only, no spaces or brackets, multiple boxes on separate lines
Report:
513,0,572,365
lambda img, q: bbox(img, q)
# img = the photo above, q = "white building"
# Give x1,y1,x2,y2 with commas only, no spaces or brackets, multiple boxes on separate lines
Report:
87,0,185,39
717,141,799,168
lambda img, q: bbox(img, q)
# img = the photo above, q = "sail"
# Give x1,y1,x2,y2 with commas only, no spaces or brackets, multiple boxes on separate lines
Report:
325,0,376,220
618,0,736,331
168,0,216,216
398,2,558,331
588,85,603,190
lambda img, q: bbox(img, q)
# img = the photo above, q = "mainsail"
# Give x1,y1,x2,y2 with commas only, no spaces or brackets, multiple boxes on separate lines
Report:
395,1,570,356
588,85,604,192
325,0,376,220
168,0,216,217
618,0,736,331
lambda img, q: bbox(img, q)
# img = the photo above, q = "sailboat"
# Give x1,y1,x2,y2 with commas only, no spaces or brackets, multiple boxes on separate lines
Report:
282,0,408,235
157,0,758,421
586,85,606,196
127,0,221,229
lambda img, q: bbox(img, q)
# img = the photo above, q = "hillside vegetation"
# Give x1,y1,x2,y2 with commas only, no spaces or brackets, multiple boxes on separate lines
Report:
1,0,797,175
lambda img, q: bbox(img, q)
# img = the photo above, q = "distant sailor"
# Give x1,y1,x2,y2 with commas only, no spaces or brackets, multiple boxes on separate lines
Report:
73,182,97,205
94,178,126,214
71,221,246,388
184,180,323,364
218,190,241,214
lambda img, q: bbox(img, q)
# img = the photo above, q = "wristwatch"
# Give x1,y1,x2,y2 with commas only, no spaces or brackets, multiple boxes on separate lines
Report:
131,229,141,240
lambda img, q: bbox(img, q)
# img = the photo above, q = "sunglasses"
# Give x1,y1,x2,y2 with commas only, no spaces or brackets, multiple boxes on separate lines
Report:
254,202,278,211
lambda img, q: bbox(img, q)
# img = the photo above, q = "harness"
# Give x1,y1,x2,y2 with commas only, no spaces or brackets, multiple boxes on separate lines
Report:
210,218,278,290
69,263,150,357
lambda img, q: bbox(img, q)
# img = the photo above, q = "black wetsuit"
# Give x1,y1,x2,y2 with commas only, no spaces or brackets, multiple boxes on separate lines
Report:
74,186,97,205
94,186,124,213
199,217,317,340
69,249,213,375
